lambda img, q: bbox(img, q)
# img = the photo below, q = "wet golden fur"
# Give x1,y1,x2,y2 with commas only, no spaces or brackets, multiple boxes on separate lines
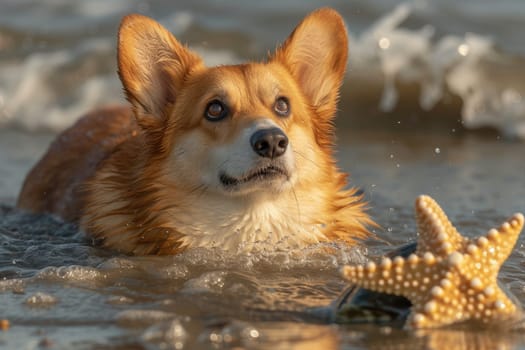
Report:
17,8,376,255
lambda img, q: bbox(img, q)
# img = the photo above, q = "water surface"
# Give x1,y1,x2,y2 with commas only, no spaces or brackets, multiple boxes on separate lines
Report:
2,130,525,349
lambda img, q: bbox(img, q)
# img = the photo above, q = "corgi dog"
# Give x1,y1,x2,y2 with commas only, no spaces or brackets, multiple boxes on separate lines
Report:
17,8,375,255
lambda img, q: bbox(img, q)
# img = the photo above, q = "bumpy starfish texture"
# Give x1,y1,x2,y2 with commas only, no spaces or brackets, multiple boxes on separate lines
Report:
342,195,524,329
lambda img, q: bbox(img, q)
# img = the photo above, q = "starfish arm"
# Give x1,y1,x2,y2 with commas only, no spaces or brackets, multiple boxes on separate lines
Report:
407,272,468,328
409,257,520,328
415,195,464,256
341,253,445,304
471,213,524,269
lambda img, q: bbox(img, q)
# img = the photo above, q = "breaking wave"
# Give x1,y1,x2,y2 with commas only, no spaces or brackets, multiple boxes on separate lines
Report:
0,2,524,138
347,3,525,138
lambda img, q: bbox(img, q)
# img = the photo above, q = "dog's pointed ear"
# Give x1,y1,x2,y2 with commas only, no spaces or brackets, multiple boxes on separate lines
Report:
118,14,203,128
272,8,348,121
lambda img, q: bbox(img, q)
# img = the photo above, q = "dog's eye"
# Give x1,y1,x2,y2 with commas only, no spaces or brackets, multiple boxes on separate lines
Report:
205,100,228,121
274,97,290,117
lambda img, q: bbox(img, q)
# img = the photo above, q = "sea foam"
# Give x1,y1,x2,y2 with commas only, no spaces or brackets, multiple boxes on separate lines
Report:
1,3,524,138
348,3,525,138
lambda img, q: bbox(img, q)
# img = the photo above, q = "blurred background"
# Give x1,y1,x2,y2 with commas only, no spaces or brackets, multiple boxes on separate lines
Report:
1,0,524,134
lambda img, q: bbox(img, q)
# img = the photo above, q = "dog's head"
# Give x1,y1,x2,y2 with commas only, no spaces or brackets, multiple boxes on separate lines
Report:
118,8,348,198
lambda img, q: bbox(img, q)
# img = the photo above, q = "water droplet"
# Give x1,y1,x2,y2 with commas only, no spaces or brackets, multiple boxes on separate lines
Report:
501,88,522,104
378,37,391,50
209,332,221,343
458,44,469,56
25,292,58,307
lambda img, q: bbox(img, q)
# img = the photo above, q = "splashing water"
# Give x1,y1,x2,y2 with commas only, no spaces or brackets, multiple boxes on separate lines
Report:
346,3,525,138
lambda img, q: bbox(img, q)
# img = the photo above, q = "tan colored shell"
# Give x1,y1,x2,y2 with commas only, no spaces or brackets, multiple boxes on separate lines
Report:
342,195,524,329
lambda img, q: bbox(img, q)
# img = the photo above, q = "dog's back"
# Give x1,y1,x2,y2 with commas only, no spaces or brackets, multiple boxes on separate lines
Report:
17,106,137,222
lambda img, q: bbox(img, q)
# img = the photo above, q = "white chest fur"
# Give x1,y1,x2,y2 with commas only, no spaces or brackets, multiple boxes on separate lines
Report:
171,194,326,252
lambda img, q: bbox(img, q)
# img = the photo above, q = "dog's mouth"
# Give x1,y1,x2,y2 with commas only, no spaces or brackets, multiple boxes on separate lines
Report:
219,165,289,188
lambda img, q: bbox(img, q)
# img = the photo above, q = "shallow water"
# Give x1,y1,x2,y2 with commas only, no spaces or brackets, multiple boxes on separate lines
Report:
2,1,525,349
2,129,525,349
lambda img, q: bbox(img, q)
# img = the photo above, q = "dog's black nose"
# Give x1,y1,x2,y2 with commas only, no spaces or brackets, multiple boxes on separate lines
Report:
250,128,288,159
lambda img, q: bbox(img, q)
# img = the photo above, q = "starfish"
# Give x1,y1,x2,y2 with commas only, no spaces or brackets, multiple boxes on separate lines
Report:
342,195,524,329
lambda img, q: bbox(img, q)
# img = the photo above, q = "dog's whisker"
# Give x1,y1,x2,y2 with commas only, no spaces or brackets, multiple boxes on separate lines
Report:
293,150,323,170
216,159,230,174
188,184,206,195
290,186,302,225
196,185,209,199
173,149,185,157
